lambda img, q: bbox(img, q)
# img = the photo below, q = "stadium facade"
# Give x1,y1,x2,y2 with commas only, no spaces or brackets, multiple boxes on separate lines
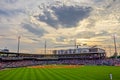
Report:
0,47,106,61
0,47,109,69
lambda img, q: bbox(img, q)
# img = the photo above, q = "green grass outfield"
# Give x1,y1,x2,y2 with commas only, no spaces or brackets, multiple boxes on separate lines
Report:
0,66,120,80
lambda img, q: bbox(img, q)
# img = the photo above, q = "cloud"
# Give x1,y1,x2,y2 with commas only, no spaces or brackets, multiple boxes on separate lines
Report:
76,31,95,39
36,3,92,28
0,8,25,17
76,30,111,39
56,36,66,42
22,23,47,37
0,0,120,54
3,0,18,4
0,9,10,16
96,30,110,36
0,8,26,24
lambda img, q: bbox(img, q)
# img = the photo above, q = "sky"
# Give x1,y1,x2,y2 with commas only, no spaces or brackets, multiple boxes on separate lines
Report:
0,0,120,56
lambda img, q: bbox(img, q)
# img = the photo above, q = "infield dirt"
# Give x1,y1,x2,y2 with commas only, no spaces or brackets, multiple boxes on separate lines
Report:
27,65,83,69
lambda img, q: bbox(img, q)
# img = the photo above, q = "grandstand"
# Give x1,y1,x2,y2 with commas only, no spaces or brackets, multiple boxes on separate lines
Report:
0,47,106,60
0,47,105,69
0,47,120,69
1,46,120,80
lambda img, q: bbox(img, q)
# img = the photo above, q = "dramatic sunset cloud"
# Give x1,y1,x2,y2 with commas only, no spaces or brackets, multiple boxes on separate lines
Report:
0,0,120,56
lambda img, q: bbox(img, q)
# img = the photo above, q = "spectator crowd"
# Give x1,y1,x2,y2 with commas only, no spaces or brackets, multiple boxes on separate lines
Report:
0,58,120,70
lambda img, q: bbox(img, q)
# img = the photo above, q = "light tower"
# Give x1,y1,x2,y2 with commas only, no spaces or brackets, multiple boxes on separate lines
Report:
17,36,21,53
113,34,118,59
44,40,47,54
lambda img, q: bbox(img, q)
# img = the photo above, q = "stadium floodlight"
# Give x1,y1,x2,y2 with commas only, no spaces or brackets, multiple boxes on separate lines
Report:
44,40,47,54
112,34,118,59
17,36,21,53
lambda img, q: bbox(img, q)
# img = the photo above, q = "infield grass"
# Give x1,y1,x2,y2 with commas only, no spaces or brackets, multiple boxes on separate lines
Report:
0,66,120,80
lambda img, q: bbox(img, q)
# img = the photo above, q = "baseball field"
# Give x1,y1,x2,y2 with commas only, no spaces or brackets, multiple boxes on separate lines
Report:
0,65,120,80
